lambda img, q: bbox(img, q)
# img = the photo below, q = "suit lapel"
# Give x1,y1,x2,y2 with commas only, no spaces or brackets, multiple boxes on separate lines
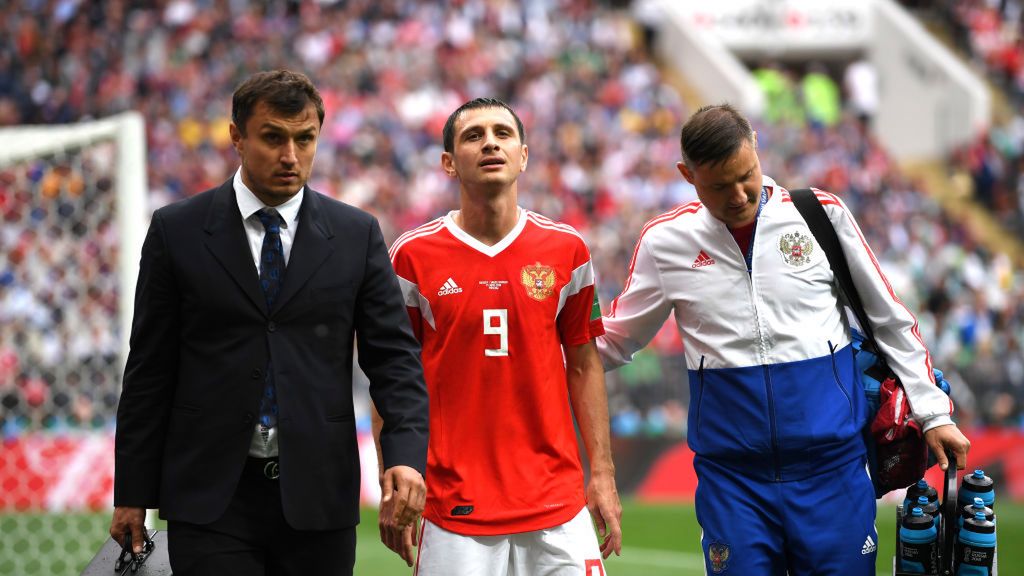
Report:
203,180,267,315
272,188,335,314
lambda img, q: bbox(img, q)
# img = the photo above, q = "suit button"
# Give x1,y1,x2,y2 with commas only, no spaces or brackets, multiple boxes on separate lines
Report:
267,321,277,333
243,412,254,424
251,368,262,379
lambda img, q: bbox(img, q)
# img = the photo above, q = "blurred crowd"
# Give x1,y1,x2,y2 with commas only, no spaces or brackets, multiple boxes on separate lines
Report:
903,0,1024,236
0,143,123,436
1,0,1022,438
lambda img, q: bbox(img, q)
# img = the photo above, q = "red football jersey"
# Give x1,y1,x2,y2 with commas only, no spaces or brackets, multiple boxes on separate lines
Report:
389,209,604,535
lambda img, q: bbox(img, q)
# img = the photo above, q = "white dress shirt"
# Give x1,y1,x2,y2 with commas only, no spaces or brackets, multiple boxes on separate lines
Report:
233,168,304,457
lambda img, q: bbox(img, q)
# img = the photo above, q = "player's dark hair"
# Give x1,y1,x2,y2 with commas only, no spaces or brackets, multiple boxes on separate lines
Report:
232,70,324,135
442,98,526,153
679,103,754,169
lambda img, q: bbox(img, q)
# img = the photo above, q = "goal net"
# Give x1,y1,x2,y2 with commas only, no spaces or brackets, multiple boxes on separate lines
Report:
0,112,146,575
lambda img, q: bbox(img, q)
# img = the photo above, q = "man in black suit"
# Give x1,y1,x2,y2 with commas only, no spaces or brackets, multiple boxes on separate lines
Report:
109,70,429,575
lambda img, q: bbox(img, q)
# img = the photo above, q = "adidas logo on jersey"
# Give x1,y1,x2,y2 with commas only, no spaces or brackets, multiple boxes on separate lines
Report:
437,277,463,296
861,535,876,555
691,250,716,268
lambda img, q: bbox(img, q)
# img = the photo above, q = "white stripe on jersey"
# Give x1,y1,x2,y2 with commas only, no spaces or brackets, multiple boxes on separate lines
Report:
389,218,445,260
556,260,596,317
525,211,586,243
397,275,435,330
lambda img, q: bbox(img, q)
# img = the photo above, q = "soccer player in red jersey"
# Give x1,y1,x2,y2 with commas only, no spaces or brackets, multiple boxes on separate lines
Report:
374,98,622,575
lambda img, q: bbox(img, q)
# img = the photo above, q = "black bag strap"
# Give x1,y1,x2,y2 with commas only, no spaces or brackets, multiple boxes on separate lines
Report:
789,188,879,352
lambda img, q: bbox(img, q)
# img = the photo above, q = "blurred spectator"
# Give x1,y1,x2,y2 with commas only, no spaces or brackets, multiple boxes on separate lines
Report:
801,62,841,129
843,57,879,129
752,62,805,126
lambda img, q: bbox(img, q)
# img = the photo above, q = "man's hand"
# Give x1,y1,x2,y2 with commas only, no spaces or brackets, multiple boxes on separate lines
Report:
378,465,425,566
924,424,971,471
109,507,146,553
586,471,623,559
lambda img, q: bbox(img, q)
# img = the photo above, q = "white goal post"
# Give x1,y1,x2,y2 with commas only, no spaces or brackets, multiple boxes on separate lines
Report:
0,111,148,366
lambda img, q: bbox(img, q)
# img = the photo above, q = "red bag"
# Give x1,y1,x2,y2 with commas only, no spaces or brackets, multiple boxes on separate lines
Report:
869,374,929,492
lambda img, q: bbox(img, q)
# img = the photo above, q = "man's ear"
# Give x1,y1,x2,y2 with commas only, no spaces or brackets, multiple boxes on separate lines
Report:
441,151,457,178
229,123,243,155
676,161,695,185
520,144,528,172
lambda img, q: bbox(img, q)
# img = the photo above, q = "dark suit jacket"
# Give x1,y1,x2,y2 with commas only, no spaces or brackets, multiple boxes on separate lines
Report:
113,179,428,530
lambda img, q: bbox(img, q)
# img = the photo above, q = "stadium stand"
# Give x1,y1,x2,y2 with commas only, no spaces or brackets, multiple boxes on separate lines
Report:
902,0,1024,237
2,0,1023,440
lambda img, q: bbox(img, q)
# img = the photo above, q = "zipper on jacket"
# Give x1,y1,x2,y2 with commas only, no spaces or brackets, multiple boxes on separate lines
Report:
742,186,779,479
745,256,779,480
764,364,781,481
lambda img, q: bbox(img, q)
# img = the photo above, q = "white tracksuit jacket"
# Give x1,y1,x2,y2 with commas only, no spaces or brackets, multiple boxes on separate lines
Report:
598,176,953,481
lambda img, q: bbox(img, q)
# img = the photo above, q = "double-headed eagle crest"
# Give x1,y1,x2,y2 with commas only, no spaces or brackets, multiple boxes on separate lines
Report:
521,262,556,301
779,230,814,267
708,542,730,573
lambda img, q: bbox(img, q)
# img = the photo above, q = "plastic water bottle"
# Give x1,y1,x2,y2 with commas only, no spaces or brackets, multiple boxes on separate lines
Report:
899,507,938,574
904,479,938,512
955,511,996,575
960,497,995,528
959,470,995,510
933,368,950,395
914,495,941,531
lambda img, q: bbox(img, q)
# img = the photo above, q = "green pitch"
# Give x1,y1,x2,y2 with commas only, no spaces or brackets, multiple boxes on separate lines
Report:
357,502,1024,576
1,501,1021,575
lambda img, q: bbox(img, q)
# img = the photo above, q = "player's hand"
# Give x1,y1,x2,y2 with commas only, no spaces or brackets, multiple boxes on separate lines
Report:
378,505,417,567
924,424,971,471
586,470,622,558
109,506,146,553
381,465,425,528
379,465,425,566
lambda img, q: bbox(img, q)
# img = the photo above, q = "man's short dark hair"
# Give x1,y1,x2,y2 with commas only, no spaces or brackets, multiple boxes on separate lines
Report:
679,103,755,169
232,70,325,135
442,98,526,153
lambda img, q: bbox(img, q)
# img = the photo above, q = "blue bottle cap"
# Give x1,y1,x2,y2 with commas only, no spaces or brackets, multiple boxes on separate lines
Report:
973,497,985,509
973,469,985,478
912,507,923,516
975,512,986,521
917,479,928,489
918,496,929,505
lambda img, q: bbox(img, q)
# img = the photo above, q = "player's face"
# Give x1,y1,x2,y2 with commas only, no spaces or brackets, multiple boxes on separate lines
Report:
677,138,763,228
230,101,319,206
442,106,528,194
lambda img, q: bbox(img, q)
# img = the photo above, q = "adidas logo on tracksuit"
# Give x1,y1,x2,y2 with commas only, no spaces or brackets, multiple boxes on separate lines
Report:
438,277,463,296
861,535,876,555
691,249,716,268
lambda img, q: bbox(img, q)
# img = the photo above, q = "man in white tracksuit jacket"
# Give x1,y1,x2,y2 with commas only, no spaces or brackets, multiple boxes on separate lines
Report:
597,104,971,575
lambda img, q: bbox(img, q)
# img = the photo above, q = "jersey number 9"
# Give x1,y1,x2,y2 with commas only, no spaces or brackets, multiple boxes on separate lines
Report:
483,309,508,357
